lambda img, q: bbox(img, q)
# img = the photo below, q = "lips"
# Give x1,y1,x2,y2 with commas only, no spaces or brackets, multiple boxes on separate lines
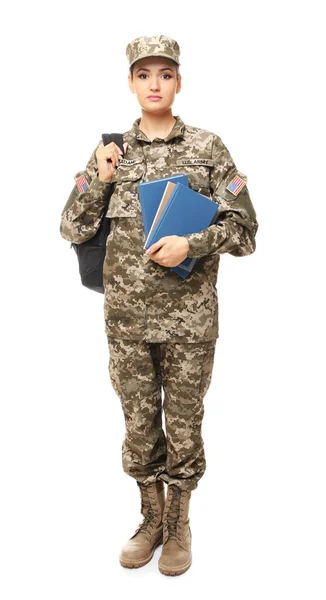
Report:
148,96,162,99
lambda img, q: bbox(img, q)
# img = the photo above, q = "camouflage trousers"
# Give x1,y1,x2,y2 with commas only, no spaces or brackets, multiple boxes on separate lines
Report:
106,337,217,492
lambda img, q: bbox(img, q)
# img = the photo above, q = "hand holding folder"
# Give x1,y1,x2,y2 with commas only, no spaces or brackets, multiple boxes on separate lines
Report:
138,177,220,279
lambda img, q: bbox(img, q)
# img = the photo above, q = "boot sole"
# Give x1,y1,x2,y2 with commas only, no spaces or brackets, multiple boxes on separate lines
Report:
158,556,192,576
119,535,163,569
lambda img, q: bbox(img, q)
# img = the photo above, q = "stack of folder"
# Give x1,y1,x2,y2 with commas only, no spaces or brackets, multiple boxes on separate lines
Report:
138,175,220,279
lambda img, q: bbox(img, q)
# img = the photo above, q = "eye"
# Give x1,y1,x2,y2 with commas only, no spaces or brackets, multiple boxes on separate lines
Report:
138,73,172,79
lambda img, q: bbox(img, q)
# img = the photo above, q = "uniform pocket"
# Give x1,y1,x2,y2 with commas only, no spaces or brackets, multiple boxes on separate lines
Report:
175,157,214,196
106,159,145,218
198,341,216,399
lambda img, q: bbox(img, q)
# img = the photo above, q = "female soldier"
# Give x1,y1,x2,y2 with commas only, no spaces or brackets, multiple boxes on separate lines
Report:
60,34,259,576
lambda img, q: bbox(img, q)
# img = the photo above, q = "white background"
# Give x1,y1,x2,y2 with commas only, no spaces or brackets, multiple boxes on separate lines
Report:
1,0,325,598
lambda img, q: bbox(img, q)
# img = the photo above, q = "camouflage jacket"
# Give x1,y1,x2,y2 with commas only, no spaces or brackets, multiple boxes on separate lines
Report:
60,115,258,343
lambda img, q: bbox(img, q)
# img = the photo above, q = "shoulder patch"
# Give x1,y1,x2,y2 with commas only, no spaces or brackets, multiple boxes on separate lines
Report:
75,173,89,193
226,174,247,196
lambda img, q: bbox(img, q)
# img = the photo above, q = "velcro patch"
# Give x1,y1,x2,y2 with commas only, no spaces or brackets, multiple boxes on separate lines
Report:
118,158,144,166
75,173,89,193
226,175,246,196
176,158,214,167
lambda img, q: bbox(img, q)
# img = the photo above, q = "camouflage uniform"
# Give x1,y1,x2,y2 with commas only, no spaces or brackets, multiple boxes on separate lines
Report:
60,115,258,343
107,337,216,491
60,113,258,491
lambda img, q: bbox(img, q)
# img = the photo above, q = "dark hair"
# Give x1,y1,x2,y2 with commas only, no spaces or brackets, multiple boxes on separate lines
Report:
130,60,180,79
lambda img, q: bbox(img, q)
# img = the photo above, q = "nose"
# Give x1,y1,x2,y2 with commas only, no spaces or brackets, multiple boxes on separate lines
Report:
149,76,161,92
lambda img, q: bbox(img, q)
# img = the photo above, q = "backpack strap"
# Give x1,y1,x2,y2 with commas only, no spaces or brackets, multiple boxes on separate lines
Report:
101,133,125,156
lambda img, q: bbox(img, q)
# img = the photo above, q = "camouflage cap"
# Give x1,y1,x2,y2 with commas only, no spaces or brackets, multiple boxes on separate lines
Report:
126,35,181,69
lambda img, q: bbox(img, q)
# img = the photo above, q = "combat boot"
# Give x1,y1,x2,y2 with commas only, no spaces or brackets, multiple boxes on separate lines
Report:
119,480,165,568
158,484,192,576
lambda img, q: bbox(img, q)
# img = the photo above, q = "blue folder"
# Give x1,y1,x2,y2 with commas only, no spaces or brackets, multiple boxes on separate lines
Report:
144,182,220,279
138,174,189,239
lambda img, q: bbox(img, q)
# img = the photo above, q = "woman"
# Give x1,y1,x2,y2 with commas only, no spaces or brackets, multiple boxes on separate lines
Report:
60,34,259,576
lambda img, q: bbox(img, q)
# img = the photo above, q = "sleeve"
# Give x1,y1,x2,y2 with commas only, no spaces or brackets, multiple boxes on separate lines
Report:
182,134,259,259
60,141,113,244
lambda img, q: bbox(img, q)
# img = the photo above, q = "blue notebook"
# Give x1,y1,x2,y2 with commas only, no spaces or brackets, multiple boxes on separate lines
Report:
144,181,220,279
138,174,197,278
138,174,189,239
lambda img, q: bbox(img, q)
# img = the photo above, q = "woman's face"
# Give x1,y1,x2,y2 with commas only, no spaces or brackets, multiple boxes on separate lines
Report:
128,56,181,113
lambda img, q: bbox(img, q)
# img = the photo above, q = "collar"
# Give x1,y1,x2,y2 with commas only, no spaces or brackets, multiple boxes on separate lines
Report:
130,114,186,142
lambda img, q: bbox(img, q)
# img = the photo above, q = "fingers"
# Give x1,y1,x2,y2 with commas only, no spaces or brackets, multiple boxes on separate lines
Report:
96,139,129,177
97,142,120,166
111,142,129,167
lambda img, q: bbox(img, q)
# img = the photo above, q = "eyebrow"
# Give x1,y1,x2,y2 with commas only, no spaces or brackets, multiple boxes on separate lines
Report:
136,67,174,73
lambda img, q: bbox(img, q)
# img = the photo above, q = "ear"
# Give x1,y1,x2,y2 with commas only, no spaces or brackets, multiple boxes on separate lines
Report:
128,74,135,94
176,73,182,94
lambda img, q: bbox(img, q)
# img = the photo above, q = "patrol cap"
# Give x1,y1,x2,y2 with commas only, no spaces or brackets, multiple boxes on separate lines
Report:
126,35,181,69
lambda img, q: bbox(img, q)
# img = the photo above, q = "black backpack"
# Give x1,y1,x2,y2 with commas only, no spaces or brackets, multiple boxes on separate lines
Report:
71,133,124,293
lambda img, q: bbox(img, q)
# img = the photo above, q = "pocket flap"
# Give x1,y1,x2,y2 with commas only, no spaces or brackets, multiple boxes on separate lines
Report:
110,158,145,183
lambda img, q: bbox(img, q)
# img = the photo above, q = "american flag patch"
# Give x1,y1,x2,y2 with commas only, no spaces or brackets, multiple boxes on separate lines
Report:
226,175,246,196
75,174,89,193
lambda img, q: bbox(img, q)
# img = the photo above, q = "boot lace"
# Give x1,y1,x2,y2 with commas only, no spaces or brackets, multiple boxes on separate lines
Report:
164,486,187,542
134,484,158,536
